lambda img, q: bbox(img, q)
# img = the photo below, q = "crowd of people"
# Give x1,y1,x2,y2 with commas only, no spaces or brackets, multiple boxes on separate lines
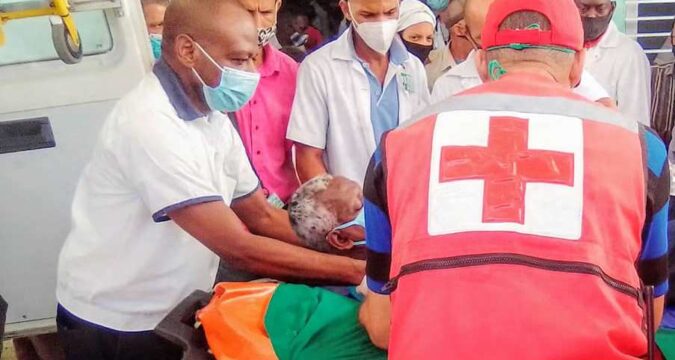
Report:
41,0,675,358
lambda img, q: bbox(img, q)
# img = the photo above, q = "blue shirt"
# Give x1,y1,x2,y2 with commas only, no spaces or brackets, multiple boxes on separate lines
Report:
353,36,408,145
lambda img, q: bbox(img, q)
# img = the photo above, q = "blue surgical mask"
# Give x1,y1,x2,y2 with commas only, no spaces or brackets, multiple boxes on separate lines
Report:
149,34,162,60
333,208,365,231
426,0,449,12
326,208,367,246
192,42,260,112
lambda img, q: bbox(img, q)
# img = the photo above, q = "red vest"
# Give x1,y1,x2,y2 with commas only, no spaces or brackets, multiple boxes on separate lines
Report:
384,74,647,359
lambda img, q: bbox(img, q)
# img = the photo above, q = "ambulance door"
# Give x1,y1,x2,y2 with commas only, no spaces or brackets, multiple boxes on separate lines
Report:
0,0,151,337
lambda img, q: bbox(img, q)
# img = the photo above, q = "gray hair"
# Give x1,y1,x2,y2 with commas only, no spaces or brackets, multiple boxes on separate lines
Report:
288,175,340,252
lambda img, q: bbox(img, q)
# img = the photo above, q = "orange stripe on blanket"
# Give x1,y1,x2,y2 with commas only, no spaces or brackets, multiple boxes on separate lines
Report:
197,282,279,360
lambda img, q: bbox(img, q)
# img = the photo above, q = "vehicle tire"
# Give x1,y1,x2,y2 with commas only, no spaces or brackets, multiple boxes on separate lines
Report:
51,22,82,64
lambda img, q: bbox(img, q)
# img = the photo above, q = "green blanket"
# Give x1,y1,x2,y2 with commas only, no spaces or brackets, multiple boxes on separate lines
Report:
265,284,387,360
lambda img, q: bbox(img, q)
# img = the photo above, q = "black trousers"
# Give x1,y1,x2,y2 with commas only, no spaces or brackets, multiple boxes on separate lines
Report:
56,305,182,360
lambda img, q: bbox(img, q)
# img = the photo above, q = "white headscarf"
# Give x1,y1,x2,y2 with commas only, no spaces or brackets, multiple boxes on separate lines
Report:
397,0,437,33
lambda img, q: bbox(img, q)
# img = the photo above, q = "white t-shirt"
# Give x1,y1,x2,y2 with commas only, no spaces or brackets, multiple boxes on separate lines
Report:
431,51,611,105
56,60,259,331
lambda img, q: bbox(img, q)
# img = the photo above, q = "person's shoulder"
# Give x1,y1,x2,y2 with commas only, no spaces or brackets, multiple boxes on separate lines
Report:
640,124,668,174
302,41,335,65
110,74,183,138
610,29,649,59
269,46,299,73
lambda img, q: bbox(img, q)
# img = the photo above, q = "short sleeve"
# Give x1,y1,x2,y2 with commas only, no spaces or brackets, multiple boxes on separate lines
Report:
286,60,329,149
639,126,670,297
364,135,393,294
115,114,224,222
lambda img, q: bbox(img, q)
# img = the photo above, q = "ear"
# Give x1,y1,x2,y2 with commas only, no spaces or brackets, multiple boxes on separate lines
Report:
476,49,489,83
276,0,282,11
452,20,467,37
339,0,352,22
174,34,199,68
327,230,354,250
569,49,586,89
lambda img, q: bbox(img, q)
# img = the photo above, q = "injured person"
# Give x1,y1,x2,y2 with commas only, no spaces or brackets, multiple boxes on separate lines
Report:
169,176,384,359
288,175,366,254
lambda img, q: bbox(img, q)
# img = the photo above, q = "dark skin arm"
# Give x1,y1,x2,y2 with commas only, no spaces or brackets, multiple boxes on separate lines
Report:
231,189,301,246
295,143,327,183
169,200,364,284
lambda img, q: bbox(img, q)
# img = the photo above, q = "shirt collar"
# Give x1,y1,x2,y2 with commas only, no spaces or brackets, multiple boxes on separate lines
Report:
258,45,281,77
454,50,479,78
331,27,409,66
153,59,204,121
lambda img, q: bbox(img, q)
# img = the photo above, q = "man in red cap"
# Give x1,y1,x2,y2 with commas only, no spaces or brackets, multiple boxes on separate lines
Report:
358,0,670,358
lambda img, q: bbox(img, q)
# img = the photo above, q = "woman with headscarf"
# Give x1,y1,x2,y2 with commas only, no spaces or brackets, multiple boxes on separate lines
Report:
397,0,436,64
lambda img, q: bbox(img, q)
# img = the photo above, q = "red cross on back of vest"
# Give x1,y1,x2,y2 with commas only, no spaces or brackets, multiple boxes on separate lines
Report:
440,116,575,224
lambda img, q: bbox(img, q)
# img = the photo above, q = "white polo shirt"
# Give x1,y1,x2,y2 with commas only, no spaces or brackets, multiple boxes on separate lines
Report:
56,60,259,332
431,50,611,105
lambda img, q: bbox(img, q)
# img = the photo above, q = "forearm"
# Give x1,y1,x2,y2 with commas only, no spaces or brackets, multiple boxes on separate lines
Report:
233,190,301,246
359,291,391,349
217,230,364,285
248,206,302,246
295,145,327,183
654,295,665,330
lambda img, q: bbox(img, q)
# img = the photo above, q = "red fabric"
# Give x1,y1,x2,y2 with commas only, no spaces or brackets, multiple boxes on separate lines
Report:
384,75,647,359
482,0,584,52
305,26,323,51
584,36,604,49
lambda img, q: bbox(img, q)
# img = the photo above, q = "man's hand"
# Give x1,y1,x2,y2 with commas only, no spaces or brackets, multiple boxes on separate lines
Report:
359,290,391,350
169,200,364,284
295,143,327,183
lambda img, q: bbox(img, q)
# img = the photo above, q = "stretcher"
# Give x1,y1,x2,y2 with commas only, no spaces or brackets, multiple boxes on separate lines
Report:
0,0,82,63
155,290,214,360
155,283,387,360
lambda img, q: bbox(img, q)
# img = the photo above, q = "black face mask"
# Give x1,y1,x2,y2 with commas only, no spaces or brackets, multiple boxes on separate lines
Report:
581,12,614,42
402,39,433,63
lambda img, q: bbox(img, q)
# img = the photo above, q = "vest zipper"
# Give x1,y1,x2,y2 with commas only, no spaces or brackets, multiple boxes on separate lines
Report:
383,253,641,302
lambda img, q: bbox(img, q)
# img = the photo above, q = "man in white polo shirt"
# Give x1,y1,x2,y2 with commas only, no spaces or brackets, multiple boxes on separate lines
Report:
55,0,364,358
287,0,431,186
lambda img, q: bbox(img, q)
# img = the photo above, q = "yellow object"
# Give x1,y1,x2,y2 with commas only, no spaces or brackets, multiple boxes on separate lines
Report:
0,0,80,47
0,25,4,46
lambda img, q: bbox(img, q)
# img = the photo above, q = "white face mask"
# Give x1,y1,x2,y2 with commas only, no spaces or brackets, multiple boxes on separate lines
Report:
348,2,399,55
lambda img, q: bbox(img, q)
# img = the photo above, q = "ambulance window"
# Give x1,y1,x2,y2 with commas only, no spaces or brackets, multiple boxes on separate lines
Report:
0,9,113,66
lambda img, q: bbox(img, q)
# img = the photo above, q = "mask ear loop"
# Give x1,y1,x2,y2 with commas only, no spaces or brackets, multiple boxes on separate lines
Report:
192,40,224,72
488,59,507,80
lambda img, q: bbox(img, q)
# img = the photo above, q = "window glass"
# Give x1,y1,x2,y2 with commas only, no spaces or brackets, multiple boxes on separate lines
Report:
0,5,113,66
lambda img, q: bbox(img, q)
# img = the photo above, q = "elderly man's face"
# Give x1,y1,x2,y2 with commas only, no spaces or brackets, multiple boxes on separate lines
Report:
341,0,399,24
317,177,363,224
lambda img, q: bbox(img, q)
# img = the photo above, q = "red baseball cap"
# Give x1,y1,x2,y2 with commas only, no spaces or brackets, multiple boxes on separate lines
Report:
481,0,584,52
